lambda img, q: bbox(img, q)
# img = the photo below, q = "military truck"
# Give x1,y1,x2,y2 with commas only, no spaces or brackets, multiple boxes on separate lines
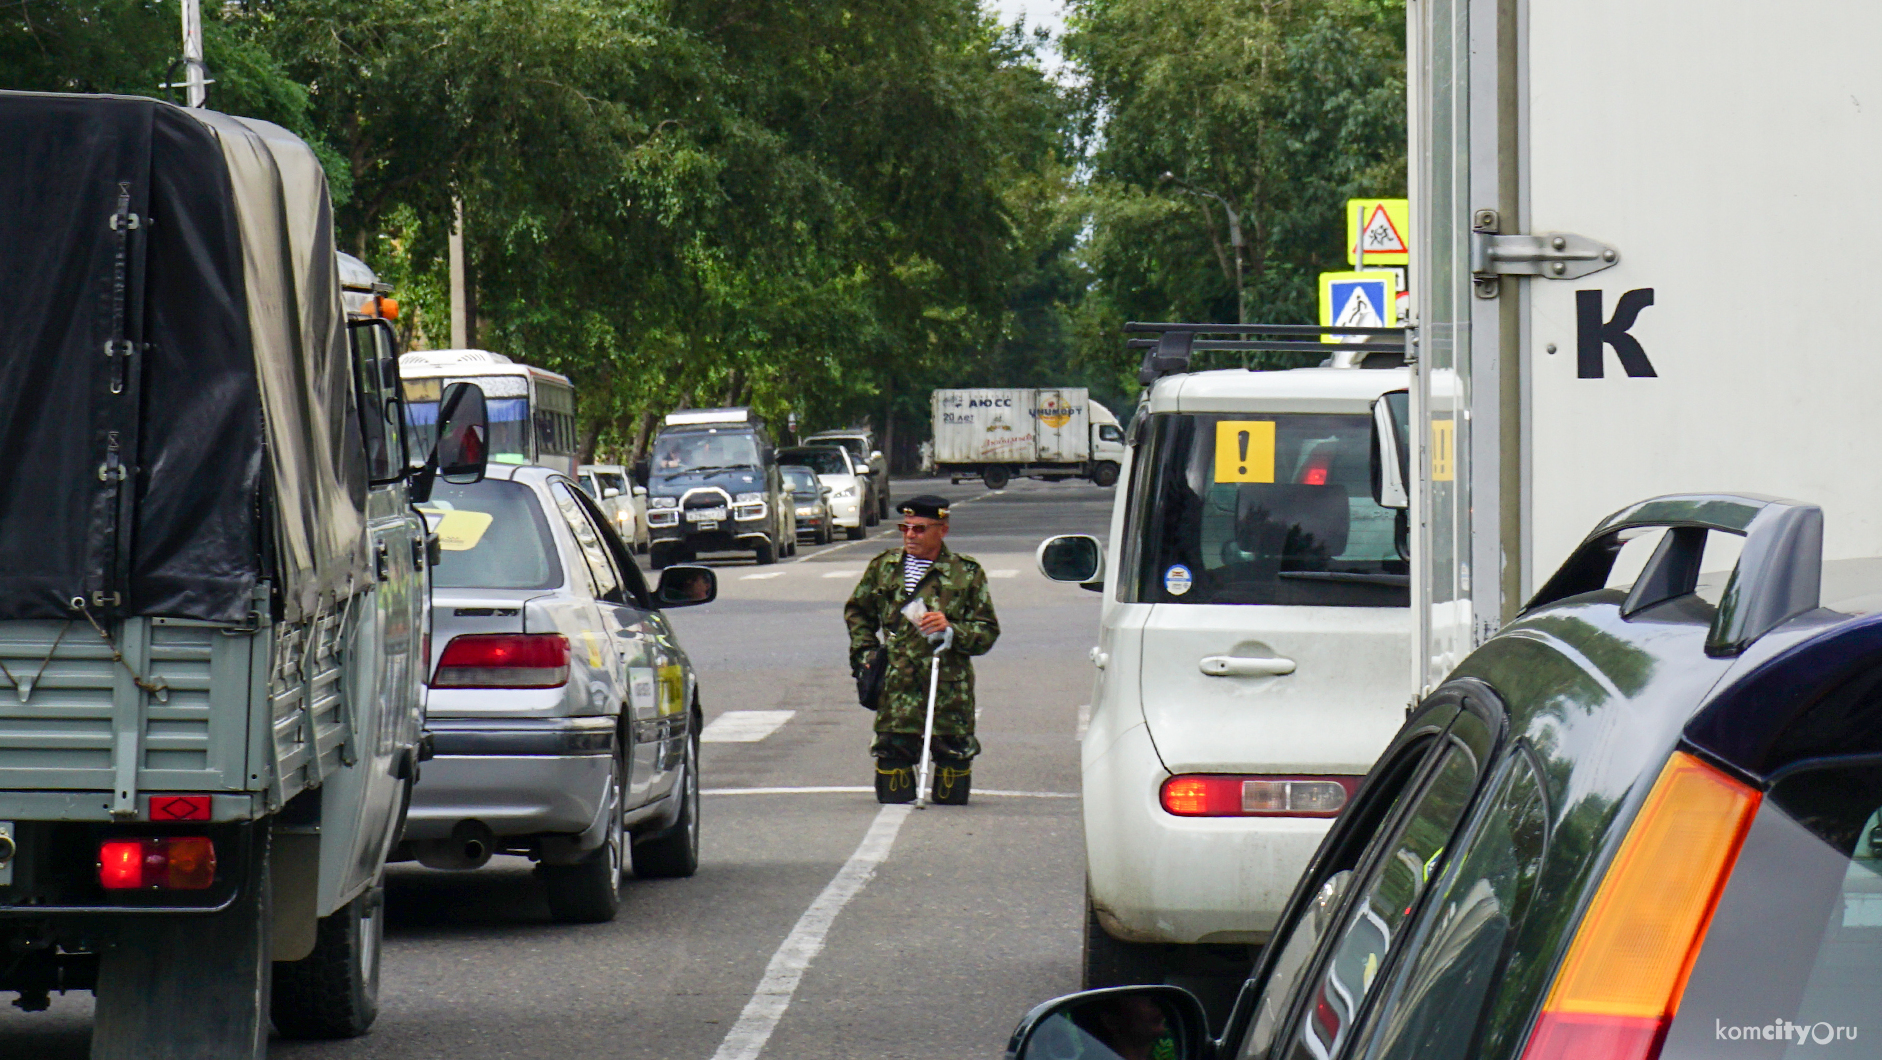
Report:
0,92,487,1057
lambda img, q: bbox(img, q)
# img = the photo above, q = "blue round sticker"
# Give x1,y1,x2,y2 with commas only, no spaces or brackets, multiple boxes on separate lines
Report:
1164,564,1193,596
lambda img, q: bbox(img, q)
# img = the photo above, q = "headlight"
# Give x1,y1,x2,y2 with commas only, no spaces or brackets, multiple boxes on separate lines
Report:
649,496,678,509
833,484,858,499
734,502,767,521
614,510,631,523
734,492,764,504
647,509,679,527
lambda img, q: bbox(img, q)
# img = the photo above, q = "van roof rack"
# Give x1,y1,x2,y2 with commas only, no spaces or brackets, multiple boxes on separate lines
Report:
1125,321,1408,384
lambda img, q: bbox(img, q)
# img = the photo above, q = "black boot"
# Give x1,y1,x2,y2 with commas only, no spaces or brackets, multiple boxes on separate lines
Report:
875,760,915,804
933,764,971,805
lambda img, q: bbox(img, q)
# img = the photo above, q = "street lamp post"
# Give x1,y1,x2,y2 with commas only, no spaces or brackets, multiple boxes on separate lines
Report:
1161,172,1245,324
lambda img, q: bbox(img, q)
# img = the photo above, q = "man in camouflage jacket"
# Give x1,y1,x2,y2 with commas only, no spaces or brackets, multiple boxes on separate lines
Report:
844,495,999,805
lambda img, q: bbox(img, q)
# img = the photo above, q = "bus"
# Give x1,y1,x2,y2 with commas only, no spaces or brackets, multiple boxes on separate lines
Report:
400,349,578,475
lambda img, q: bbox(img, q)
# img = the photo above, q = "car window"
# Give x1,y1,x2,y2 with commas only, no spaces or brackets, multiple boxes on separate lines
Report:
1234,738,1443,1060
417,479,562,590
1279,745,1480,1060
1660,760,1882,1059
350,323,405,483
1098,424,1124,444
567,483,654,610
1124,412,1408,606
550,481,624,603
599,472,627,494
578,474,599,498
1363,747,1550,1060
780,448,852,476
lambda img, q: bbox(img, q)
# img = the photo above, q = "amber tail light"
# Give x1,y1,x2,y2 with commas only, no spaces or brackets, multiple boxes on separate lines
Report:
1519,752,1761,1060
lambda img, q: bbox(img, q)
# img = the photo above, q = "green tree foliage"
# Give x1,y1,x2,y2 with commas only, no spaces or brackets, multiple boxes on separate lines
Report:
1066,0,1406,387
1,0,1405,459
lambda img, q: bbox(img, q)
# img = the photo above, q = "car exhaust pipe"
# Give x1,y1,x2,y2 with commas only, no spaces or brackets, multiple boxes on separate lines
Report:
415,820,497,871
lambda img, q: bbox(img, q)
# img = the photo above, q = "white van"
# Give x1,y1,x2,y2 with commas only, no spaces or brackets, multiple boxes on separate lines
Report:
1039,339,1411,985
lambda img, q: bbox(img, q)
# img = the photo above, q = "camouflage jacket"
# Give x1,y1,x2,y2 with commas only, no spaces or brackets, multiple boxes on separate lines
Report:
844,546,1000,733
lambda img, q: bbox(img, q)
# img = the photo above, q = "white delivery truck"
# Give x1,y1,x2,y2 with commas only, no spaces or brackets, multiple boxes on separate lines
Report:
1035,327,1414,987
931,388,1128,489
1393,0,1882,693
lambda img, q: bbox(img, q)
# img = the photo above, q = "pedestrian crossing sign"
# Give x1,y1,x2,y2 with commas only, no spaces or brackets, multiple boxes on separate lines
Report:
1319,271,1398,343
1346,198,1411,266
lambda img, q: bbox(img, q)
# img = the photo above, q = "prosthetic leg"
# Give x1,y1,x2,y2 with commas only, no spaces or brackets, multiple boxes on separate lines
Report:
913,628,954,810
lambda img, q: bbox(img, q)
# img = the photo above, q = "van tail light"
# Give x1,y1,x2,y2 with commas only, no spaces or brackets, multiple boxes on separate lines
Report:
1519,752,1761,1060
431,634,570,688
1160,774,1360,817
98,836,217,890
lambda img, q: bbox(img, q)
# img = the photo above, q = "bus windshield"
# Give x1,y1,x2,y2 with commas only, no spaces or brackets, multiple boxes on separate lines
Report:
404,375,532,466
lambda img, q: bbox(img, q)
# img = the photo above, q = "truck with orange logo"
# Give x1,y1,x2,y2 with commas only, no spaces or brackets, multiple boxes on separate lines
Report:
931,388,1127,490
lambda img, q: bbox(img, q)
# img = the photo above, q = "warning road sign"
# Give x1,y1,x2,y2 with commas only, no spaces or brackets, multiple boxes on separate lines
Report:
1319,271,1398,343
1346,198,1410,266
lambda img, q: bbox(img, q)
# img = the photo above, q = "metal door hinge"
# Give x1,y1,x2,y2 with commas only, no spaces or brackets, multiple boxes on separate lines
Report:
1470,209,1620,298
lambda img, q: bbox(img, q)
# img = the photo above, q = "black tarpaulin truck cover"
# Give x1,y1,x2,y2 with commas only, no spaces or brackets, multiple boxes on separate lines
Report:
0,91,367,624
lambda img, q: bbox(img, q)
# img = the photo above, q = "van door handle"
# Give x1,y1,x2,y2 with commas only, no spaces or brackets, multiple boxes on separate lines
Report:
1200,655,1296,677
1089,646,1108,670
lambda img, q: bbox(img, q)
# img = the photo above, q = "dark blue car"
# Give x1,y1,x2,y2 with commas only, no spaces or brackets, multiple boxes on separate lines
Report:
1011,494,1882,1060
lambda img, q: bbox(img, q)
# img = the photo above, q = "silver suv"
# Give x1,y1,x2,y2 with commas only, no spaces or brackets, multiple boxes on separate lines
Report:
400,465,715,922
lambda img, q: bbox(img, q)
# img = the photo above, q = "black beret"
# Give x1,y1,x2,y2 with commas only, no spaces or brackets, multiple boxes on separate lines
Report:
897,494,952,520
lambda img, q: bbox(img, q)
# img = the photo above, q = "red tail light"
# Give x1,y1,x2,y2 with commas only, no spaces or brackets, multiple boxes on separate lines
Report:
1160,774,1361,817
432,634,570,688
98,837,217,890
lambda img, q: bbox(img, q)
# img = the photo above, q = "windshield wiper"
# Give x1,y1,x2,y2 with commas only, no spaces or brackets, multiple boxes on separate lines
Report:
1277,571,1410,587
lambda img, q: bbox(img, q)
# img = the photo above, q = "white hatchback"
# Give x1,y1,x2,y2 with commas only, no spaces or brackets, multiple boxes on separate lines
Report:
1040,363,1412,986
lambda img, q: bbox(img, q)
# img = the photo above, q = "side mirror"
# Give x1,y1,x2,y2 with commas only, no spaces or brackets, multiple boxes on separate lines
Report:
1038,534,1103,588
632,484,648,497
411,381,487,502
870,450,884,462
1007,986,1210,1060
1370,389,1410,510
655,564,718,608
822,486,833,499
602,487,622,499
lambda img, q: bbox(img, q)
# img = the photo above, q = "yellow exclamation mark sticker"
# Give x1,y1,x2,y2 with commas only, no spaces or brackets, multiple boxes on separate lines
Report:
1213,421,1276,483
1430,419,1455,481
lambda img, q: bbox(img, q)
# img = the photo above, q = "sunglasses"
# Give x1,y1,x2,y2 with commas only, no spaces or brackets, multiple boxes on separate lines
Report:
896,522,943,534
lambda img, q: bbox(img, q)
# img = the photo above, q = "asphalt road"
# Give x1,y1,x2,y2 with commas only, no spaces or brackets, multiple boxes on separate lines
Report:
0,476,1114,1059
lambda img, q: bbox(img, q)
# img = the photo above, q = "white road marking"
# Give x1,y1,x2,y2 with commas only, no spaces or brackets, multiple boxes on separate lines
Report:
987,569,1018,579
1076,703,1092,740
702,786,1077,799
708,804,911,1060
740,572,785,580
820,568,864,579
699,711,796,743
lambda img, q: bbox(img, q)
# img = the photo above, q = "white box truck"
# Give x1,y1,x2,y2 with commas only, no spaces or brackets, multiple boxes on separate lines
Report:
931,388,1127,489
1401,0,1882,692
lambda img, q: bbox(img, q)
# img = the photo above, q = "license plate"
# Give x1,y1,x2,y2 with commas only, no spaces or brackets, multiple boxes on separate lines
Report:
687,507,727,522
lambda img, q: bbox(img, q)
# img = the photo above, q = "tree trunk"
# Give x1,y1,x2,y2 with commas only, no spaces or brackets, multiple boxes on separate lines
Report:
630,410,658,463
577,419,604,466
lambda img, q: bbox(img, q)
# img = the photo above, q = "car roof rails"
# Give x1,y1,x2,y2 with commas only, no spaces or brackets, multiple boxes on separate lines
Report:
1124,322,1409,385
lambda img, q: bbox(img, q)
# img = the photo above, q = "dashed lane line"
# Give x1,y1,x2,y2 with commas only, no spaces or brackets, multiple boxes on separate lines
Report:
707,804,911,1060
699,711,797,743
740,571,785,581
987,569,1018,578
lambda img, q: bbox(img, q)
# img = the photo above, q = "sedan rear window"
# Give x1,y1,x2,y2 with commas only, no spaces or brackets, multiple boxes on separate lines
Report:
419,479,562,590
779,448,852,476
1122,412,1409,606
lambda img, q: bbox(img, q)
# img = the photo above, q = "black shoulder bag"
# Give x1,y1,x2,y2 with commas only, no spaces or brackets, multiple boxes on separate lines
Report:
856,644,889,710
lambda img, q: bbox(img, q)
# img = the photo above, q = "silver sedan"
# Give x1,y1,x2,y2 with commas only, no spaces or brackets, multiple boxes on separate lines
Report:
398,464,716,923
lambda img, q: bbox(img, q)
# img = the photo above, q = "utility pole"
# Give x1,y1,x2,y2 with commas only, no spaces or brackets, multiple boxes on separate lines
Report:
180,0,209,107
449,198,468,349
1161,172,1245,324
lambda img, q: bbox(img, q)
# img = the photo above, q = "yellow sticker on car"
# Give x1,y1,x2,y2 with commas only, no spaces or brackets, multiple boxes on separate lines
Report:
582,631,605,668
657,664,686,715
1430,419,1455,481
1213,421,1276,483
421,508,495,551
